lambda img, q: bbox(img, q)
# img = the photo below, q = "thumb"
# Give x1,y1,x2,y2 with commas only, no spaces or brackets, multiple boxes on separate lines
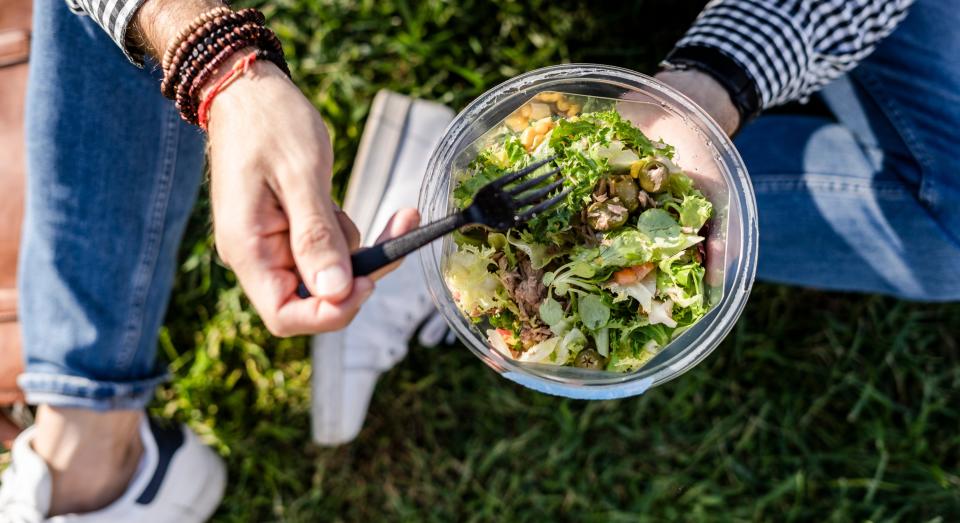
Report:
286,189,354,302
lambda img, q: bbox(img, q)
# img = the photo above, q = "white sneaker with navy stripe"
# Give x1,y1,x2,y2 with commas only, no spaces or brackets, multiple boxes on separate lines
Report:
310,90,453,446
0,417,225,522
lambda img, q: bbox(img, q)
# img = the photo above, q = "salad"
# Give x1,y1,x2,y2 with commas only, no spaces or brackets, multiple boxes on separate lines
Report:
444,92,714,373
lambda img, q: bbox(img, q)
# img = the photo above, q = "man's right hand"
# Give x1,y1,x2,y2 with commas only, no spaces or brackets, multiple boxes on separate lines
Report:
133,2,420,336
203,56,420,336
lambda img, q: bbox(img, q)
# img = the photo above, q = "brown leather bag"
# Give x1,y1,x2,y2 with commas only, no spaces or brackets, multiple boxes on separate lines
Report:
0,0,31,446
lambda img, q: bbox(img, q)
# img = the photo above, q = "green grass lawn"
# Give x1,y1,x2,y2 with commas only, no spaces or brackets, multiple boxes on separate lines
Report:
153,0,960,520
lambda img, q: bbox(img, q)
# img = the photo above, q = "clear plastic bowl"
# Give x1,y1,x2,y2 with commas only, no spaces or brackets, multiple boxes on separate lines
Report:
419,64,758,399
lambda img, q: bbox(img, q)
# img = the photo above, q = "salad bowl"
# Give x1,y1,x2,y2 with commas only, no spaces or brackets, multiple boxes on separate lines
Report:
419,64,758,399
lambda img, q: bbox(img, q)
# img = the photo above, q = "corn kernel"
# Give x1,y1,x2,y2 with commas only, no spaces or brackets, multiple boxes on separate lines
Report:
567,104,581,117
529,102,551,120
521,127,536,150
629,160,643,178
538,92,559,103
531,134,545,150
556,99,570,112
533,117,554,135
505,116,528,133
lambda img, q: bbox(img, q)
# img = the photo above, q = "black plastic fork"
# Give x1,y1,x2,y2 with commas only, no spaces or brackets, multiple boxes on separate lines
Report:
349,156,568,277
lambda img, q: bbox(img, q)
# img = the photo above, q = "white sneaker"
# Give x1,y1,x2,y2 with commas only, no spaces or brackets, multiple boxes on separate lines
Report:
311,90,454,446
0,417,225,522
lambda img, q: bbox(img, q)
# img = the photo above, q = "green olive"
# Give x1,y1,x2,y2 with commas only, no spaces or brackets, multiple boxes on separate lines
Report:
574,349,606,369
586,197,629,231
638,160,668,193
608,175,639,212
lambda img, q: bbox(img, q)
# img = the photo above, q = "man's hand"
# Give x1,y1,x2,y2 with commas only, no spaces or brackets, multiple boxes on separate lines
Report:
207,59,420,336
654,70,740,137
133,1,419,336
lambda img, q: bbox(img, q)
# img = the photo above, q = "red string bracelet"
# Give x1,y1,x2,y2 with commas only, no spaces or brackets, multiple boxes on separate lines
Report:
197,50,259,130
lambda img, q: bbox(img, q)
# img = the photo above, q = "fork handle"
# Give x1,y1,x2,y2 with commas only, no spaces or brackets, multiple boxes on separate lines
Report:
350,212,468,277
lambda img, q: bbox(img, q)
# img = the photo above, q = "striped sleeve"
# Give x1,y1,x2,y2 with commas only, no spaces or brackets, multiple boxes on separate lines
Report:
668,0,914,109
64,0,149,65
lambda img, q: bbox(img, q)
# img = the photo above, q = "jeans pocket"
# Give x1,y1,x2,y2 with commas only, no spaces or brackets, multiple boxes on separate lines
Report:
853,68,941,212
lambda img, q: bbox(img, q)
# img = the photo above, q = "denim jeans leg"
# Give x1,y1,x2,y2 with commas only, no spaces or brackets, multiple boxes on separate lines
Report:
18,0,206,409
734,0,960,302
735,110,960,300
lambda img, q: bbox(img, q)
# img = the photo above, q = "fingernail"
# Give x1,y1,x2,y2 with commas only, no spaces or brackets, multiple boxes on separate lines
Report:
315,265,350,296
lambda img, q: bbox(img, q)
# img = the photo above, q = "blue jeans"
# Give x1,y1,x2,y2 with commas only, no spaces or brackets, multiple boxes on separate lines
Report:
735,0,960,301
17,0,958,411
18,0,205,410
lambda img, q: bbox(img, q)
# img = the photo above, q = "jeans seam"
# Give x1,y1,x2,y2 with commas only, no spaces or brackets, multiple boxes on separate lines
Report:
852,68,939,209
115,102,181,371
751,174,913,200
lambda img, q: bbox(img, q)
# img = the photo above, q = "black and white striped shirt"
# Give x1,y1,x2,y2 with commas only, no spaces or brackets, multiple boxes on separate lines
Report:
670,0,914,109
68,0,913,110
65,0,147,63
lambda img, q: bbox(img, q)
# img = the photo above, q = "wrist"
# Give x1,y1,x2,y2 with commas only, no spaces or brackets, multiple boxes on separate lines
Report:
132,0,225,60
151,5,290,126
202,50,290,127
655,69,741,136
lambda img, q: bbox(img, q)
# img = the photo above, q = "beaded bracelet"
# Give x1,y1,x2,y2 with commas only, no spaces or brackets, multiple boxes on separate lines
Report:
176,34,256,122
176,31,286,124
160,10,264,98
197,49,279,129
160,9,266,98
172,22,261,104
165,8,265,75
174,24,282,118
160,7,290,125
161,6,230,72
186,27,283,101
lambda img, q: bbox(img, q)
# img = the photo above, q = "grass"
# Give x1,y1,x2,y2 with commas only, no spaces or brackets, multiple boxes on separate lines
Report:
13,0,960,521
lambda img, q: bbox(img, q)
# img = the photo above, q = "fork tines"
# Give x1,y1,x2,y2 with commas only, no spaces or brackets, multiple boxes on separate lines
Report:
516,188,570,221
497,156,570,221
490,156,556,188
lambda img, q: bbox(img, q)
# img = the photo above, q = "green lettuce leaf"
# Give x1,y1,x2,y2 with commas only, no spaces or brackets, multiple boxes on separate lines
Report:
538,296,564,328
578,293,610,330
507,230,558,269
443,245,504,316
678,193,713,230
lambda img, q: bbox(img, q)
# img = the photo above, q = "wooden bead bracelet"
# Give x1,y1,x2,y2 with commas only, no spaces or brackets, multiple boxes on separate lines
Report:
174,26,285,124
160,9,264,98
160,7,289,126
161,6,230,73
